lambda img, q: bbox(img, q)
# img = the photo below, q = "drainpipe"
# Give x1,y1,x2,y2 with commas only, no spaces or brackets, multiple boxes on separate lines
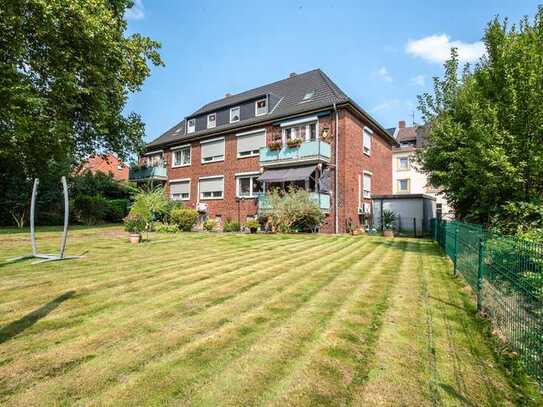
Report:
333,103,339,234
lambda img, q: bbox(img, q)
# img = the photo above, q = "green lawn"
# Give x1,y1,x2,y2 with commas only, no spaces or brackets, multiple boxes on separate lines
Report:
0,226,539,406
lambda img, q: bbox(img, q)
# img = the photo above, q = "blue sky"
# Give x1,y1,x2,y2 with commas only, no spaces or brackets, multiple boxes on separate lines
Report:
125,0,540,142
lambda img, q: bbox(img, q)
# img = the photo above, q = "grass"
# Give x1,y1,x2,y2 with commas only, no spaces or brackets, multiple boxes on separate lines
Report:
0,226,540,406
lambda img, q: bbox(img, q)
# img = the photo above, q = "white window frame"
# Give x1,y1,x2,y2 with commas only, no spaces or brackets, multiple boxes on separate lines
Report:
363,171,372,199
198,175,224,200
235,172,262,198
398,156,409,170
169,178,191,201
281,121,319,143
363,126,373,156
236,128,266,158
171,144,191,168
255,98,267,116
207,113,216,129
230,106,240,123
398,178,410,193
200,137,225,164
187,119,196,133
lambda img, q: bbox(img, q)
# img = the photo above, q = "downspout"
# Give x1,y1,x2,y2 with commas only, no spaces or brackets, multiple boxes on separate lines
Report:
333,103,339,234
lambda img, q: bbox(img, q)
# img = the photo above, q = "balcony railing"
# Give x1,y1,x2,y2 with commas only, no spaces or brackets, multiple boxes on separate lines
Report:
257,192,331,212
259,140,331,165
129,165,167,181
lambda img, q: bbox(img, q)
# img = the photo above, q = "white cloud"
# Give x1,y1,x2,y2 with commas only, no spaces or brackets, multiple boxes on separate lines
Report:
406,34,485,64
409,74,425,86
371,99,401,113
126,0,145,20
376,66,393,82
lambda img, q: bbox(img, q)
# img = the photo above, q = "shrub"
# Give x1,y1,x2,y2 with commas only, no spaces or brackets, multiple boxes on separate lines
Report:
203,219,218,232
263,187,324,233
107,199,129,223
154,222,179,233
170,208,198,232
246,219,260,230
123,212,146,233
73,194,110,225
223,220,241,232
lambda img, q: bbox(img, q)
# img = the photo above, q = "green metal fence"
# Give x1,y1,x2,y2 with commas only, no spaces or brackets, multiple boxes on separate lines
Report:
431,219,543,388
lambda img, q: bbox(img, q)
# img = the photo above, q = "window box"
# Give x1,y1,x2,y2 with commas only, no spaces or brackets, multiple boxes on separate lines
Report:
267,141,282,151
286,138,303,148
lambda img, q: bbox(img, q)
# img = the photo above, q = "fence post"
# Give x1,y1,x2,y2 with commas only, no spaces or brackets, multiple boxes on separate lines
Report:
413,217,417,238
477,238,485,312
453,224,459,276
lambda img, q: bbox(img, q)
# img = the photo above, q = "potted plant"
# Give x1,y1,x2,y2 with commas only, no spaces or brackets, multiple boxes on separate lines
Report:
246,219,260,234
123,212,146,243
382,209,396,237
286,138,303,148
268,140,282,150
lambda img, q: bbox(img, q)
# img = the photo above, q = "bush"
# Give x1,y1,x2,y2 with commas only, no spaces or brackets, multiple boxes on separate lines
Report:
154,222,179,233
170,208,198,232
223,220,241,232
107,199,129,223
203,219,218,232
263,187,324,233
246,219,260,230
73,194,110,225
158,200,183,223
123,212,146,233
493,200,543,236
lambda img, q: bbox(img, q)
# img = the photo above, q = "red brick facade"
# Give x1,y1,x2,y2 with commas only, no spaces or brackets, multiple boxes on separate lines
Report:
160,107,392,233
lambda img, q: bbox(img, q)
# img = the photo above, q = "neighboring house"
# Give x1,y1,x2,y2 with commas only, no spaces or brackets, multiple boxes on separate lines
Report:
79,154,129,181
388,120,454,219
135,69,397,233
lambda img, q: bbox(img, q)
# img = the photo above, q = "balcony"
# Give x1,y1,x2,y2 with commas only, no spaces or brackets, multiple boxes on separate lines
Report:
129,165,167,182
257,192,331,212
259,140,331,166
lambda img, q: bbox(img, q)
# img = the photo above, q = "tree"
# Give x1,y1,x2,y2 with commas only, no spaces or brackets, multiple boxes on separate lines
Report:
417,7,543,230
0,0,163,224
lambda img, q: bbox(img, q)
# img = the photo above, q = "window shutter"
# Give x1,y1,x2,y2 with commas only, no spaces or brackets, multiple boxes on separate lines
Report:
237,131,265,153
199,177,224,193
170,181,190,195
201,139,224,159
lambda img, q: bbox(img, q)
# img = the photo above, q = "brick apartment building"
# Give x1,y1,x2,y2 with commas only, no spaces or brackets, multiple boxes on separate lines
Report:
132,69,397,233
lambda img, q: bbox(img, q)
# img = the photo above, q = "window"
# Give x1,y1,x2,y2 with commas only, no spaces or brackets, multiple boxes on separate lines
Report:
302,90,315,101
199,176,224,199
398,157,409,170
363,127,372,155
187,119,196,133
145,153,162,167
170,179,190,201
207,114,216,129
201,138,224,163
230,106,240,123
237,130,266,158
398,179,410,192
255,98,267,116
236,174,262,198
282,122,318,142
363,173,372,198
172,145,191,167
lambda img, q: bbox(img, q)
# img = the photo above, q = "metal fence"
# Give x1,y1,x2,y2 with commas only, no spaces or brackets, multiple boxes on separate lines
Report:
432,219,543,388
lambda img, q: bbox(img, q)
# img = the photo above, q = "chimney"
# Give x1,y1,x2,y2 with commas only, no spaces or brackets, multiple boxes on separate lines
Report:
289,72,297,78
224,92,232,98
398,120,406,129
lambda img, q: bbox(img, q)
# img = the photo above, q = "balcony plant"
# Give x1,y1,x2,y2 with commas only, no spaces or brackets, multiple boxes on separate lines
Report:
382,209,397,237
267,140,282,151
286,138,303,148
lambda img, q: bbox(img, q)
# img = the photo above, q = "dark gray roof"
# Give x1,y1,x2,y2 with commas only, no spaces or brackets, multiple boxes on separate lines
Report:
146,69,395,149
386,127,396,137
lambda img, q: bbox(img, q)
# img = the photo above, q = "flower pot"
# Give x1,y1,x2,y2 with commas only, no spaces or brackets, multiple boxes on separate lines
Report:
286,139,302,148
128,233,141,244
267,142,282,151
383,229,394,238
250,227,258,234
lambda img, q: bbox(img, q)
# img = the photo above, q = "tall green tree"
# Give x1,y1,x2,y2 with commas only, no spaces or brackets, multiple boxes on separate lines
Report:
0,0,163,225
417,6,543,229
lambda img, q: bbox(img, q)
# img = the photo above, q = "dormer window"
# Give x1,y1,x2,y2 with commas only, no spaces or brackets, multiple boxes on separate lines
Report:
255,98,267,116
207,114,216,129
230,106,240,123
187,119,196,133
